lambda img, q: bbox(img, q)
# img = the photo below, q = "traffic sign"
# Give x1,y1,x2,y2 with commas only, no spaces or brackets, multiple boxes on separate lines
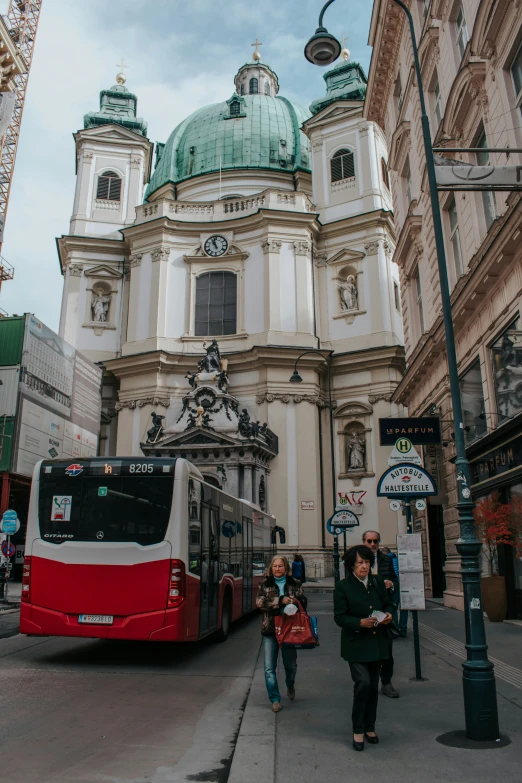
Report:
387,438,423,467
389,499,401,512
1,540,15,558
222,520,236,538
1,510,20,535
377,464,437,497
415,499,427,511
327,509,360,536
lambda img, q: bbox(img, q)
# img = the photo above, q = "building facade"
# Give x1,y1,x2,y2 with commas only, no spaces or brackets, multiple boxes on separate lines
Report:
366,0,522,616
57,51,405,573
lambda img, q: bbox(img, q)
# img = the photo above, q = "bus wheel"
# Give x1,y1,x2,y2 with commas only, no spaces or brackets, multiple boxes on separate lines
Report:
216,592,232,642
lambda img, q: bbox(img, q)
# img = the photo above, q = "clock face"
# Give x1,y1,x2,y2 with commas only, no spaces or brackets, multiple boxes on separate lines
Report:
204,235,228,257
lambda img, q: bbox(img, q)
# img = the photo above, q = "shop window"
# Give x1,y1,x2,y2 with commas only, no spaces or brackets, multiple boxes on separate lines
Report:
491,315,522,423
459,360,487,445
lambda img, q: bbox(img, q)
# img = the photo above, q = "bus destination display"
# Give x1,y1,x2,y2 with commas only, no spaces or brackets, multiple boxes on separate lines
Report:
41,459,175,477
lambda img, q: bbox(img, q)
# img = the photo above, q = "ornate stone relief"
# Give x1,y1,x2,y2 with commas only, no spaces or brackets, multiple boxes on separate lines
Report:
293,241,311,256
364,241,379,255
312,140,323,150
368,393,393,404
256,393,334,407
315,253,328,268
277,193,296,205
82,151,94,161
68,264,83,277
262,239,282,253
129,253,143,268
130,156,141,167
151,246,171,263
143,204,158,217
115,397,171,411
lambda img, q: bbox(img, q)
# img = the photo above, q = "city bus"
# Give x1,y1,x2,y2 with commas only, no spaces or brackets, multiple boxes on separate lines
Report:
20,457,283,642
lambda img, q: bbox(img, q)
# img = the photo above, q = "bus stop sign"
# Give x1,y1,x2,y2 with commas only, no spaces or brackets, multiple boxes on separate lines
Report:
327,509,360,536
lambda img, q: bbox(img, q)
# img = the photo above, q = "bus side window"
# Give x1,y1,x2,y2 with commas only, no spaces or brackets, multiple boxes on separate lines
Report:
188,479,201,576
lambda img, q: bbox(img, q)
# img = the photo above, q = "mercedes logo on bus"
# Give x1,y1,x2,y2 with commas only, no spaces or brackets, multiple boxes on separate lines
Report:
96,531,104,540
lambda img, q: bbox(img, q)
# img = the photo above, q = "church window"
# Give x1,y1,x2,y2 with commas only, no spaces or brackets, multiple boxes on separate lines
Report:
96,171,121,201
249,77,258,94
240,83,245,95
381,158,390,190
331,148,355,182
230,100,241,117
195,271,237,336
264,82,270,96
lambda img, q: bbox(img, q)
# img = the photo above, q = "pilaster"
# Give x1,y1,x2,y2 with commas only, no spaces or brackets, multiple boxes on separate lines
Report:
126,253,142,343
262,239,282,334
148,246,171,339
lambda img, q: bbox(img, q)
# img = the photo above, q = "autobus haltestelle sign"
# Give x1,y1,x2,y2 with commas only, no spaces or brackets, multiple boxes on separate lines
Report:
377,464,438,497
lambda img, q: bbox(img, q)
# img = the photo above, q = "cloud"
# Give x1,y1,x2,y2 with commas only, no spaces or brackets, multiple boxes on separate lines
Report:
1,0,372,331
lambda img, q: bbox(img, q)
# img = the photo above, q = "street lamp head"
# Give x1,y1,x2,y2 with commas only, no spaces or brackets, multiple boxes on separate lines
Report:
289,370,303,384
304,27,341,66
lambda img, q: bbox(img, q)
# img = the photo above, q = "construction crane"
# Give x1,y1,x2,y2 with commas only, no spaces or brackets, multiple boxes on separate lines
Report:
0,0,43,293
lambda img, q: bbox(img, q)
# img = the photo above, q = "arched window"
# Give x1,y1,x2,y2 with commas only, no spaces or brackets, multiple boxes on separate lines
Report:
264,82,270,96
230,100,241,117
195,271,237,336
381,158,390,190
96,170,122,201
240,83,245,95
330,149,355,183
249,77,258,94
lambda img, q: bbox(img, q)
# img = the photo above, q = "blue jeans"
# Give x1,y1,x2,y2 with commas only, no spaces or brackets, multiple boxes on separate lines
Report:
263,635,297,703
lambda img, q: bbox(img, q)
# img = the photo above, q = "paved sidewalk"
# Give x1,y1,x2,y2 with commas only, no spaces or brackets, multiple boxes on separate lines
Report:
229,594,521,783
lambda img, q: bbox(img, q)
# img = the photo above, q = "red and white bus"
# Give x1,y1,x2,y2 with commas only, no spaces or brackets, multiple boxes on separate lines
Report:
20,457,283,642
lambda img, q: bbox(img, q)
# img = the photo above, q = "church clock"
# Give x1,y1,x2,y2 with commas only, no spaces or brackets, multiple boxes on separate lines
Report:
204,235,228,257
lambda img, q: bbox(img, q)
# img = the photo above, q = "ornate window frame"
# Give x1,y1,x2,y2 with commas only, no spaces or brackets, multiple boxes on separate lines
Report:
183,241,249,339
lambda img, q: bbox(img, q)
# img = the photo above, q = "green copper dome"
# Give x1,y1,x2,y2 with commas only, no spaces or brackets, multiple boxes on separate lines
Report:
145,67,311,200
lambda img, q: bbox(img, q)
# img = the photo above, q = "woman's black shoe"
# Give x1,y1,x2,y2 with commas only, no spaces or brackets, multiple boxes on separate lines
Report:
364,733,379,744
352,739,365,751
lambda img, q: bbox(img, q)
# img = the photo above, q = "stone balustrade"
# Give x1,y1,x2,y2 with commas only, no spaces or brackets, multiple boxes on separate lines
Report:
134,189,313,224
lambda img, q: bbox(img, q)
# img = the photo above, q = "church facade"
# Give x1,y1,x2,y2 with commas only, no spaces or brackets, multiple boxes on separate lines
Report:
57,50,405,573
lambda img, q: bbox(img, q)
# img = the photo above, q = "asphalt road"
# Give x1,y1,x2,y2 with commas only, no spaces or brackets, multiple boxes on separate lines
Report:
0,611,262,783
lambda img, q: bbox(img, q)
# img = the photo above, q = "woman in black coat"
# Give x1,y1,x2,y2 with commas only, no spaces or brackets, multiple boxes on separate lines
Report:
334,545,394,751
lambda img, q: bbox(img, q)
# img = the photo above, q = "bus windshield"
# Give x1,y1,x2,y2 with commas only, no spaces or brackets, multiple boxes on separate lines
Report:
38,460,175,546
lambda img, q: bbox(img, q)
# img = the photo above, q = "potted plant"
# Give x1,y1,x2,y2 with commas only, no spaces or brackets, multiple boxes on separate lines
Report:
474,493,522,621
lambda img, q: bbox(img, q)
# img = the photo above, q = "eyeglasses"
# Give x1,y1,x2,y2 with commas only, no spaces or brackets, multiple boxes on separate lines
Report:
365,539,379,544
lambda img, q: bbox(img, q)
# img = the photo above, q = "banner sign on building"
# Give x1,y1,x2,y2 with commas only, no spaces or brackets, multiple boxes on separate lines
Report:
12,315,103,477
377,464,438,497
469,433,522,488
379,418,441,445
435,162,522,191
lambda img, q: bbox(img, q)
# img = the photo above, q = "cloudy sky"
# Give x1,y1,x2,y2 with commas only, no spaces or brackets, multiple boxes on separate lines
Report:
1,0,373,331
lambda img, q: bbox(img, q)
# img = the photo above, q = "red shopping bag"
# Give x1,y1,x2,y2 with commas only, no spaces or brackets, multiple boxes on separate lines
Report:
274,601,318,649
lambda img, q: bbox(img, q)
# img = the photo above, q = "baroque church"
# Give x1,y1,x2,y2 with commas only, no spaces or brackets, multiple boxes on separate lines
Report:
57,44,405,572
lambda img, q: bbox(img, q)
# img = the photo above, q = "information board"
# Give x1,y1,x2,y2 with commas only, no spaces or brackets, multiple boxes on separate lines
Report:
397,533,425,611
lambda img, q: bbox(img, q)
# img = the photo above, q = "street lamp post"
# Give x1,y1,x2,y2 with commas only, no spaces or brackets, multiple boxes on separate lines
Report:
290,351,340,583
305,0,499,743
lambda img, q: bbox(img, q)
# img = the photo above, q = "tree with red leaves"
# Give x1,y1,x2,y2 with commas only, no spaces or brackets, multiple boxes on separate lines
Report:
474,493,522,577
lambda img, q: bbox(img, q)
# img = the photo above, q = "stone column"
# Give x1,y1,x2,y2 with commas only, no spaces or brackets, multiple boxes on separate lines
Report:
226,465,239,499
262,239,282,336
294,240,313,335
149,246,171,339
126,253,142,343
243,464,253,503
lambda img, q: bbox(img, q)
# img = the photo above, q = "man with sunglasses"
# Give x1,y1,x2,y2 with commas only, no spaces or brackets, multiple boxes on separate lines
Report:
362,530,400,699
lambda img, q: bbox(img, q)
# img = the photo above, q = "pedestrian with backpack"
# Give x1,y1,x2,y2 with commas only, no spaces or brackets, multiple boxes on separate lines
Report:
291,553,306,583
256,556,307,712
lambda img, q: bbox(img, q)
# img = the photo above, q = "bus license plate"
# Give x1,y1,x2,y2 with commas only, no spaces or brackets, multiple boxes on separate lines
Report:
78,614,113,625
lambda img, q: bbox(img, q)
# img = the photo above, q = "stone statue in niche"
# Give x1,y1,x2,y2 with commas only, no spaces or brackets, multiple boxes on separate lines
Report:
91,288,111,322
337,275,358,311
347,430,366,470
147,412,165,443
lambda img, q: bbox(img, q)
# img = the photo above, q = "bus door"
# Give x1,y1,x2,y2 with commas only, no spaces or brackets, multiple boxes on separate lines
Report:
199,500,219,636
242,515,253,614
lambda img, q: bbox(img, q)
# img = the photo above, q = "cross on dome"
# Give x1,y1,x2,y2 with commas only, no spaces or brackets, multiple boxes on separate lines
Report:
116,57,128,85
251,38,262,61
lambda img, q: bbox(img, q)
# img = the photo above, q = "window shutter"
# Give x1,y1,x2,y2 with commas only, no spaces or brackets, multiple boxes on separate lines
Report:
96,171,121,201
331,149,355,183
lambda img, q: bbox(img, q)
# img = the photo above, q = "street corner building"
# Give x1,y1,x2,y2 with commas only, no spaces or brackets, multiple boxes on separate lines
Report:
365,0,522,617
55,48,406,574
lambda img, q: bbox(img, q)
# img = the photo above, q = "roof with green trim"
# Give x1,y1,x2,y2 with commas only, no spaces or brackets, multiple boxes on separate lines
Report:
145,63,310,200
309,59,367,116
